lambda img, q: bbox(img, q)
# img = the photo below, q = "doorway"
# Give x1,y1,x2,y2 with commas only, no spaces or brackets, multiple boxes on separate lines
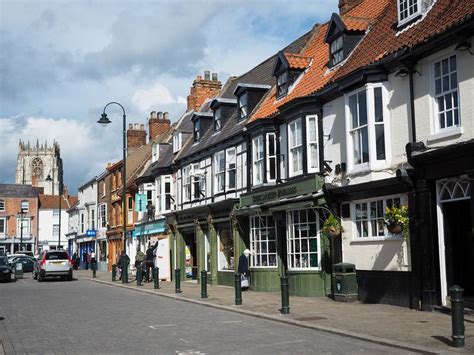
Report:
183,233,197,279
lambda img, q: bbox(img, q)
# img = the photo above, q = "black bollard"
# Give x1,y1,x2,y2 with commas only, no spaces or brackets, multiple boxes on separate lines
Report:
450,285,465,348
175,268,182,293
121,258,128,284
153,267,160,289
280,274,290,314
136,263,142,286
234,273,242,305
201,270,208,298
112,264,116,281
92,262,97,278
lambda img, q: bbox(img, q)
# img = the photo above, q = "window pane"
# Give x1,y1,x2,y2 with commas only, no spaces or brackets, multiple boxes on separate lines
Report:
374,87,383,122
442,58,448,74
434,62,440,77
361,126,369,163
375,125,386,160
450,73,457,89
349,95,357,128
435,79,441,95
358,91,367,126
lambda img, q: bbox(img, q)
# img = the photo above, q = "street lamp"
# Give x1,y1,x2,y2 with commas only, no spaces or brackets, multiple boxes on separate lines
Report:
45,171,63,250
98,102,128,283
18,208,26,251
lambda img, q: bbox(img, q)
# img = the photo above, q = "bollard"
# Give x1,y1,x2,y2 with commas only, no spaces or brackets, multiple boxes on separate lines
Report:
201,270,208,298
175,268,182,293
153,267,160,289
450,285,465,348
136,263,142,286
234,273,242,305
92,262,97,278
112,264,116,281
280,274,290,314
121,258,128,284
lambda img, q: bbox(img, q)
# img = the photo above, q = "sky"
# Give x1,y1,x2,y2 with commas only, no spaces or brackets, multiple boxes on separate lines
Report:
0,0,337,194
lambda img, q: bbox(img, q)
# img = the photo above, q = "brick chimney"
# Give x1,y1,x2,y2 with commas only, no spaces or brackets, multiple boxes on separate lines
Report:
127,123,147,153
148,111,171,142
338,0,362,15
186,71,222,112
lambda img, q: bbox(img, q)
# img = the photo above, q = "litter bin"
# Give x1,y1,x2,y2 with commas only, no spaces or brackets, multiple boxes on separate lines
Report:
332,262,357,302
15,262,24,279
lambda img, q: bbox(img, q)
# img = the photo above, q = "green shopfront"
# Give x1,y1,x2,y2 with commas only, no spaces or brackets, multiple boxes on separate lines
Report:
237,175,332,297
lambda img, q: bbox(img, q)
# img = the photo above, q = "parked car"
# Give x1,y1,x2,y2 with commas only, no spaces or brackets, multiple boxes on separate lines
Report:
34,250,73,281
18,250,34,257
9,256,35,273
0,256,15,282
7,253,27,264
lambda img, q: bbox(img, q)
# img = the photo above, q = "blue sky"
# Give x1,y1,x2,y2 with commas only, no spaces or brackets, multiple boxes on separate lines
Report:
0,0,337,193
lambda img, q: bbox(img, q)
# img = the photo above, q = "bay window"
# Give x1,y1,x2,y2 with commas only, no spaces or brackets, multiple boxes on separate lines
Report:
306,115,319,172
226,148,236,190
252,135,264,185
214,151,225,193
250,215,277,267
288,119,303,176
346,83,389,172
353,195,405,239
287,209,319,269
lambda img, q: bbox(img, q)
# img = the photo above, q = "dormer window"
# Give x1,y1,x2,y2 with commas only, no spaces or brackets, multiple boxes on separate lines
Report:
214,107,222,131
173,132,182,153
238,93,248,120
398,0,421,26
193,120,200,142
330,36,344,66
277,71,289,98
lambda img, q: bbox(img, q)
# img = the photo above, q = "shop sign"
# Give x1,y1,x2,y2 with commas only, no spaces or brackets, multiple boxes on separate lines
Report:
86,230,96,237
240,175,323,207
133,219,166,238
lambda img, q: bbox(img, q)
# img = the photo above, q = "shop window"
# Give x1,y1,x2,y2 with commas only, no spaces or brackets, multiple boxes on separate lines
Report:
218,229,234,271
226,148,236,190
250,215,277,267
214,151,225,193
252,135,264,186
288,118,303,177
287,209,320,269
353,195,405,239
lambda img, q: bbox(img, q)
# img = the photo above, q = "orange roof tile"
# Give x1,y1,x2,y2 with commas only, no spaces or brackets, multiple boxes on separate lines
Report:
284,53,312,70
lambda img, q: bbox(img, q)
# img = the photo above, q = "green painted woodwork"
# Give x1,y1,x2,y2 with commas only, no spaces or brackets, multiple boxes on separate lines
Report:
171,230,186,281
287,271,330,297
250,268,280,292
217,271,234,286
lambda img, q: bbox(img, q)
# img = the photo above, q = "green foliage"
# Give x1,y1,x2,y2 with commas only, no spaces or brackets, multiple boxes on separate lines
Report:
322,214,343,235
384,205,409,228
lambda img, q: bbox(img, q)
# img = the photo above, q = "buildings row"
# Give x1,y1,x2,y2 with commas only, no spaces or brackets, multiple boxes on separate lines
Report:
67,0,473,310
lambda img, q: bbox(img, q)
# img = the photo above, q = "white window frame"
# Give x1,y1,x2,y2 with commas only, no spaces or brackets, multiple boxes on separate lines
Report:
53,224,60,239
0,199,5,212
397,0,421,26
182,166,191,202
0,217,6,236
431,54,461,135
164,176,173,212
173,132,182,153
330,35,344,66
266,133,277,182
226,148,236,190
287,209,321,270
16,217,31,236
351,194,407,241
91,208,96,230
345,82,390,174
214,151,225,194
306,115,319,173
192,163,205,200
21,200,29,213
193,120,200,142
99,203,107,229
288,118,303,177
214,107,222,131
53,209,60,217
239,93,248,120
80,212,85,234
152,143,159,163
252,135,264,186
249,215,278,268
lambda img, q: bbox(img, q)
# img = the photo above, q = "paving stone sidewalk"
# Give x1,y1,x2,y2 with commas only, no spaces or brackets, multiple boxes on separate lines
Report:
76,270,473,353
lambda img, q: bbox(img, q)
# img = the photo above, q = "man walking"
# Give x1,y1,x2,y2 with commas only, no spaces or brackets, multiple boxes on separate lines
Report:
145,241,158,282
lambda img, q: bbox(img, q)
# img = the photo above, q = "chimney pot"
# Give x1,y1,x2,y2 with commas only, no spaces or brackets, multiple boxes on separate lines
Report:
163,112,169,121
150,111,157,119
204,70,210,80
212,73,218,81
196,75,202,81
157,111,163,119
129,123,133,129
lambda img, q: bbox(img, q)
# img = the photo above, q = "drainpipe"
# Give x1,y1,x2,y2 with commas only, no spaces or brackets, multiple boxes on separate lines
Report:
408,65,417,143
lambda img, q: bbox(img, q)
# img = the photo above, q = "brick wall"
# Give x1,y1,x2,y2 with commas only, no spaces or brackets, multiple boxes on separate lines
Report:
127,123,147,152
187,71,222,112
0,196,38,238
148,111,171,142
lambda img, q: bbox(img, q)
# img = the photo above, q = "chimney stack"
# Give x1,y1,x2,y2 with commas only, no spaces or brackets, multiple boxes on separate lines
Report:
187,70,222,112
148,110,171,142
338,0,362,15
127,123,147,153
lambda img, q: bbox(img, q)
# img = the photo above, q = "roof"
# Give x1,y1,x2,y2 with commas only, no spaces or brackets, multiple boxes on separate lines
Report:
39,194,77,210
250,0,391,121
0,184,41,198
284,53,312,70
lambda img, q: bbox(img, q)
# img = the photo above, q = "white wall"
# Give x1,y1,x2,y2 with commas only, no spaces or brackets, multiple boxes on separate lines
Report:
38,208,69,250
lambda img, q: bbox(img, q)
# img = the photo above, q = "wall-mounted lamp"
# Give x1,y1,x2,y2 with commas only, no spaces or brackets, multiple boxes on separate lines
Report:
395,67,421,77
455,40,473,55
335,162,346,175
322,161,333,176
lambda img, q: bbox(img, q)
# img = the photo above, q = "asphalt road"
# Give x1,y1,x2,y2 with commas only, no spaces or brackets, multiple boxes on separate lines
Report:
0,275,414,354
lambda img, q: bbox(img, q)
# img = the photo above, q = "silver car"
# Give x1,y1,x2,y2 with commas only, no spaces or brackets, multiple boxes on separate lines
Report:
36,250,73,281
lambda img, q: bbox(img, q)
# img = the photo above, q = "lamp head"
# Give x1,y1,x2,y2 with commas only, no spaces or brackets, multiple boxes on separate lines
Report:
97,113,111,127
395,68,409,78
45,174,52,182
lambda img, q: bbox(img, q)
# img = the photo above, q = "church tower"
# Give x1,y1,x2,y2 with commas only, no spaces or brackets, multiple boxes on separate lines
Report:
15,140,63,195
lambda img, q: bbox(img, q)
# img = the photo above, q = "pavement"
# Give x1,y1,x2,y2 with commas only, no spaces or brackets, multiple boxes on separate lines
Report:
76,269,474,354
1,274,418,354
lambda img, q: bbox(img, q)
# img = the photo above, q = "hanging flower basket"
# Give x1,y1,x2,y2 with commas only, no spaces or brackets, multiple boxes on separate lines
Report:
322,214,343,237
328,227,342,238
385,205,409,236
387,223,403,234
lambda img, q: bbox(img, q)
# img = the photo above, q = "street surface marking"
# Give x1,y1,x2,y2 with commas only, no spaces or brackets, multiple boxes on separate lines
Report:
149,324,176,329
179,338,189,343
216,320,243,324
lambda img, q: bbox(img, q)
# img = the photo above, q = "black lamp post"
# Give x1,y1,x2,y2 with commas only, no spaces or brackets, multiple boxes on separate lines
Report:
46,171,63,250
98,102,128,283
18,209,26,251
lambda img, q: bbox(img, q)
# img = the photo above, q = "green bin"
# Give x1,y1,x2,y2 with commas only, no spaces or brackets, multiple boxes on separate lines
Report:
15,262,24,279
332,262,358,302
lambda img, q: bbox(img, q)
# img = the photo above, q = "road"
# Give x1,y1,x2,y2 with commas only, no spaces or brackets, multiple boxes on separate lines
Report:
0,275,415,354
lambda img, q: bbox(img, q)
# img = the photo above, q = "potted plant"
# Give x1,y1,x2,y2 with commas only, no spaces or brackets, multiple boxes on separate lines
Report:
322,214,343,237
384,205,409,235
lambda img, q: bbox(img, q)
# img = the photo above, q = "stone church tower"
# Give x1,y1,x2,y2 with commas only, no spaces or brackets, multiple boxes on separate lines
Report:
15,140,63,195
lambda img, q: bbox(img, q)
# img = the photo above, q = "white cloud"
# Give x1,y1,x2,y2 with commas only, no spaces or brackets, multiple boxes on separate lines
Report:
132,83,185,113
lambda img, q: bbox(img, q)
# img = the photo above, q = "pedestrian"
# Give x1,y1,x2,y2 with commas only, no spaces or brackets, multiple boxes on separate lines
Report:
118,250,129,281
91,252,97,271
135,248,145,281
83,250,88,270
238,249,252,289
145,241,158,282
75,253,80,270
86,251,91,270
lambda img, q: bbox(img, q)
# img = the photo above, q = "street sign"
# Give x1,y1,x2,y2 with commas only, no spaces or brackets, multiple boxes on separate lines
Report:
86,230,97,237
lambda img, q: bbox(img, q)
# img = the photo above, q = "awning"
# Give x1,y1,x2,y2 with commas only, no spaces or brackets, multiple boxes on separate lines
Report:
269,201,315,212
